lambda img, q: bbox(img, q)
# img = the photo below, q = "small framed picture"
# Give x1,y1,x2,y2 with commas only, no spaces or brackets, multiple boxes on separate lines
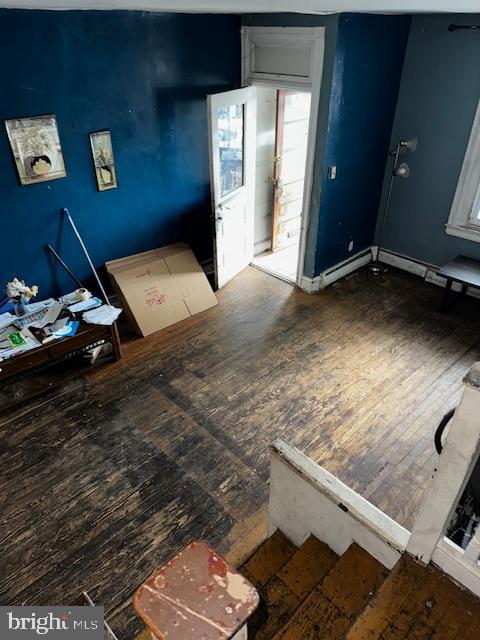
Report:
89,130,118,191
4,114,66,186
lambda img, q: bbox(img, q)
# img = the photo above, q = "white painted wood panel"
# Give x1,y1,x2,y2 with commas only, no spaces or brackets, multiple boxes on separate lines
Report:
268,438,409,569
408,380,480,564
254,87,276,255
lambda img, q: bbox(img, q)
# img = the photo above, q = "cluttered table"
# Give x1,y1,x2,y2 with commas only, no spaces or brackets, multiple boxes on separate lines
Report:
0,291,122,384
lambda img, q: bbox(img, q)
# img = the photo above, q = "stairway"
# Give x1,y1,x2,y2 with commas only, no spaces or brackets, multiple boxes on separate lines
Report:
240,530,480,640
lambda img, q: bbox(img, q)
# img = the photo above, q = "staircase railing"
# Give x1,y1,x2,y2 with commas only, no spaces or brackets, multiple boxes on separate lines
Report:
407,361,480,596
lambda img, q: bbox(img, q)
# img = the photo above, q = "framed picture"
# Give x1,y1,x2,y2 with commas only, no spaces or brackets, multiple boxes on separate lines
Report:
89,130,118,191
4,114,66,186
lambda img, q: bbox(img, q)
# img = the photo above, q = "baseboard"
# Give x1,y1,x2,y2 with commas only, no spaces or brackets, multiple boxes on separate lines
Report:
300,274,322,293
300,247,375,293
321,248,375,288
377,248,430,278
379,249,480,300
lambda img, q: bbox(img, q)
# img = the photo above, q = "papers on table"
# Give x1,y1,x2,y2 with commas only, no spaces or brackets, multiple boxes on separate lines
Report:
82,305,122,326
25,298,56,313
42,319,79,340
68,297,102,313
0,312,16,331
13,308,50,329
31,301,63,328
59,291,79,306
0,326,40,361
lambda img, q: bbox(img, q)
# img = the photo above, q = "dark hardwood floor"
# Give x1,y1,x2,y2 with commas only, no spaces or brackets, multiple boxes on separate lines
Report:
1,266,480,637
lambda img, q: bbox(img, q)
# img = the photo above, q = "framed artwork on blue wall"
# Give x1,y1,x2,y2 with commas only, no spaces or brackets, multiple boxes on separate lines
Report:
4,114,67,186
89,130,118,192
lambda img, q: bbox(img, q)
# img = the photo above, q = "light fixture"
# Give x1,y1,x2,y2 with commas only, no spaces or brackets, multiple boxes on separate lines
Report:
370,137,418,275
400,137,418,153
394,162,410,178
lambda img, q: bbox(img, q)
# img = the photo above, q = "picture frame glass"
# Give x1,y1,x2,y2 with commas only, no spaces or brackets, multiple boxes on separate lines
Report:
4,114,66,186
89,130,118,191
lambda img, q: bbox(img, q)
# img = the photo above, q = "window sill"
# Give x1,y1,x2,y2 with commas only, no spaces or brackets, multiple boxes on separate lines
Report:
445,223,480,243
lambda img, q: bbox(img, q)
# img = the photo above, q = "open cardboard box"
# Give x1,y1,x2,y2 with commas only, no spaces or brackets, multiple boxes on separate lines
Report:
106,243,217,337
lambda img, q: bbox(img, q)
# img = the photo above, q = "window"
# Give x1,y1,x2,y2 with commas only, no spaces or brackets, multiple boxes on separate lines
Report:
446,99,480,242
217,104,244,198
241,27,325,91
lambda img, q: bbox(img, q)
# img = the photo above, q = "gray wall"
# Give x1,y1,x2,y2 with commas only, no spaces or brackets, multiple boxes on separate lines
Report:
378,13,480,266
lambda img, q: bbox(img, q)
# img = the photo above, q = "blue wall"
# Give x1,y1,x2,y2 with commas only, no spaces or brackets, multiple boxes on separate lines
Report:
0,10,240,298
377,14,480,267
314,13,411,274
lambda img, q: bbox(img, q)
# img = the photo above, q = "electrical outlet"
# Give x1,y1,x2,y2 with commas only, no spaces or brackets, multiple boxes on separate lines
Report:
348,240,354,252
328,165,337,180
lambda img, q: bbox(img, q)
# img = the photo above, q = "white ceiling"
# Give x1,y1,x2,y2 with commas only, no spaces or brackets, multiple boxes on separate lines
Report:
1,0,480,14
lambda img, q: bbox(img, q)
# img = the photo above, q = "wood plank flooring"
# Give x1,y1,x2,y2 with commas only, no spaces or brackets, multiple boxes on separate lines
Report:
1,266,480,637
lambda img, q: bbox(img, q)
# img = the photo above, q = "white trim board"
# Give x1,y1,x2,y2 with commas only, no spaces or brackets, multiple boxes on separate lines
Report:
268,438,409,569
433,537,480,598
300,247,375,292
299,244,480,297
5,1,480,13
250,259,296,286
379,248,480,300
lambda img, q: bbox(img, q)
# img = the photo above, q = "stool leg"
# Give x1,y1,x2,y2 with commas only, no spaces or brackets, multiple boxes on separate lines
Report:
441,279,452,313
151,625,248,639
232,625,248,640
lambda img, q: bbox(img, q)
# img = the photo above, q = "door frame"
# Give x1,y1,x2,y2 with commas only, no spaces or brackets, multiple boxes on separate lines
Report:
241,26,325,288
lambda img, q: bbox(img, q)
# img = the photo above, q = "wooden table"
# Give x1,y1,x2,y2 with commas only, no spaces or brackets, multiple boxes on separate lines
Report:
436,255,480,313
0,322,121,384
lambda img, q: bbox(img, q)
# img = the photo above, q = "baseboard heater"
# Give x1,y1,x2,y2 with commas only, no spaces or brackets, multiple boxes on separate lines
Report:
321,247,374,288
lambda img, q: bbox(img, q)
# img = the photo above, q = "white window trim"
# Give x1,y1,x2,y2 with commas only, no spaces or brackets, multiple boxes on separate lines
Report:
446,98,480,243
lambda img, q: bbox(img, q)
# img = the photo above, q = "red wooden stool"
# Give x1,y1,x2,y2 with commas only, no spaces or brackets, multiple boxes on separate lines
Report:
134,541,259,640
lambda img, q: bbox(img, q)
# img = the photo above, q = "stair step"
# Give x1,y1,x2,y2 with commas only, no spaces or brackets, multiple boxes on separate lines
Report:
249,536,339,639
346,554,480,640
277,535,339,600
242,529,297,587
272,543,389,640
250,576,302,640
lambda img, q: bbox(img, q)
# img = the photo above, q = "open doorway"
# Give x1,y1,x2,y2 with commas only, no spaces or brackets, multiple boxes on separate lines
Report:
251,88,312,285
208,26,323,292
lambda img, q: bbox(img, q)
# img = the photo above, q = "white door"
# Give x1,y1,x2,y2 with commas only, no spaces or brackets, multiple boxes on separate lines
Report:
208,87,256,289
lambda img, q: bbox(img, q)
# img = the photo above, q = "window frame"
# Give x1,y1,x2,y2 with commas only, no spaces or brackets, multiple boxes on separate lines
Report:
446,99,480,243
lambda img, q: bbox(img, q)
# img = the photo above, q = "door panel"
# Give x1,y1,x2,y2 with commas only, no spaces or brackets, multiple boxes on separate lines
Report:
272,90,311,252
208,87,256,289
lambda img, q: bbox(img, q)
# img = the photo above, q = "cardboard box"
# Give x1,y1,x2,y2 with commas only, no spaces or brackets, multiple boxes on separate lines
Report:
106,243,217,337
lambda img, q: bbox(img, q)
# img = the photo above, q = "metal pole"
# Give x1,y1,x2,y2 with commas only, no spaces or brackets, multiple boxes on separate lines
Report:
373,138,402,267
46,244,85,289
82,590,120,640
62,208,110,304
